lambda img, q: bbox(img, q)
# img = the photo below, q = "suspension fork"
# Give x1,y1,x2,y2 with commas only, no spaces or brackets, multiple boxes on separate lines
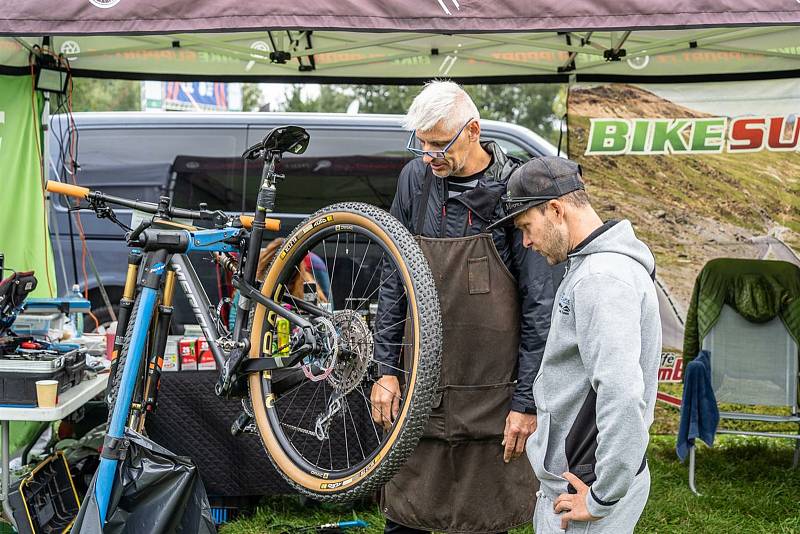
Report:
135,267,176,432
95,249,169,524
106,250,142,402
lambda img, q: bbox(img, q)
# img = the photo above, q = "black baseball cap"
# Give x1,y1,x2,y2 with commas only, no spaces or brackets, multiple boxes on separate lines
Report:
487,156,585,230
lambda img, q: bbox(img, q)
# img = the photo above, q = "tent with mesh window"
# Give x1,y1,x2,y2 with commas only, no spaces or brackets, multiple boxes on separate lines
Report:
0,1,799,83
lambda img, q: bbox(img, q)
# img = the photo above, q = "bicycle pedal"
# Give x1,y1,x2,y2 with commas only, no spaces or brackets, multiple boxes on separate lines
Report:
231,411,254,436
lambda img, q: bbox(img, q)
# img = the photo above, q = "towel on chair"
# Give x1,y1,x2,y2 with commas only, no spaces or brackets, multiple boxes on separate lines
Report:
676,350,720,461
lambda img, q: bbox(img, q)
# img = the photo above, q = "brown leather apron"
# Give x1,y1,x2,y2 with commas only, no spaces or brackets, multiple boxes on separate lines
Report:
382,170,538,533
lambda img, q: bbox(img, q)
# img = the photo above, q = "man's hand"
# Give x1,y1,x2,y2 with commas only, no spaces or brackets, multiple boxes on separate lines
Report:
370,375,401,430
553,472,601,529
502,411,537,463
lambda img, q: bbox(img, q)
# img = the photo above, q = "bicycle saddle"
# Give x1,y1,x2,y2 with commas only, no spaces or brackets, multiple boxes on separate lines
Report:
242,125,310,160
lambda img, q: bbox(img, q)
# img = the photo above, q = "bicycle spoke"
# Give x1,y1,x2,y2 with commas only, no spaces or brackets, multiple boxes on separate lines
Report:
349,234,355,310
343,395,350,469
366,357,410,376
367,266,400,304
345,396,366,461
345,240,371,304
353,250,384,307
357,384,384,445
274,374,305,410
329,234,341,305
317,383,328,466
372,317,408,337
289,381,321,442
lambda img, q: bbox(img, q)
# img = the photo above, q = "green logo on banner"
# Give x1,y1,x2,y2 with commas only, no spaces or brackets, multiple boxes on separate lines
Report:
585,116,798,155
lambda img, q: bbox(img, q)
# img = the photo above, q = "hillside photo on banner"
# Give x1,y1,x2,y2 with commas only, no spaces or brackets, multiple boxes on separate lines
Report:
567,79,800,353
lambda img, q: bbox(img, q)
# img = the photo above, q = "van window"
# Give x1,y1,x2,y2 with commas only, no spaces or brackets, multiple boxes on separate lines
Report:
244,128,413,213
484,136,535,162
49,123,244,209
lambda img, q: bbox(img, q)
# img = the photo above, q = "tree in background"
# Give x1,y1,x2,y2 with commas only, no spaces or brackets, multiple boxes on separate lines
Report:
67,79,264,112
280,84,563,145
281,84,354,113
69,78,140,112
241,84,263,111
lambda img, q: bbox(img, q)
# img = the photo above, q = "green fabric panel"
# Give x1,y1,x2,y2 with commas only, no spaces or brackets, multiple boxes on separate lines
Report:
0,421,48,458
683,258,800,361
0,75,56,297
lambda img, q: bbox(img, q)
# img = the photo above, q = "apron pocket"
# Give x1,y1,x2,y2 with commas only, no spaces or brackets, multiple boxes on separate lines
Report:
447,382,514,439
421,389,447,439
467,256,491,294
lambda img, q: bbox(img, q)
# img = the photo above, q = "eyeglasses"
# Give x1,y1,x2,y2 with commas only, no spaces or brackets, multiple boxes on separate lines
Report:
406,118,475,160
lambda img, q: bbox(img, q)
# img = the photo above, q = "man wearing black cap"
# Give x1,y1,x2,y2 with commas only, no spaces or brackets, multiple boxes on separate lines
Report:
490,157,661,534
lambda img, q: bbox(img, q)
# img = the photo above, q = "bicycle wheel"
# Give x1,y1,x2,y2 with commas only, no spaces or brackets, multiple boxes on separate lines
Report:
248,202,441,501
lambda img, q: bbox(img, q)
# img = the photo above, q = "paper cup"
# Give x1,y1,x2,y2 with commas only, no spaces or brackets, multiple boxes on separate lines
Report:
36,380,59,408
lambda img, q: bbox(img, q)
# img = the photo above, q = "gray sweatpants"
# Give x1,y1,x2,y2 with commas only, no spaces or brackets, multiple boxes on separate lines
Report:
533,467,651,534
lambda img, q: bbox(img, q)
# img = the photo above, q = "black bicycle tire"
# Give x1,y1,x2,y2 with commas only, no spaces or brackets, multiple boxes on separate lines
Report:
248,202,442,502
105,291,142,427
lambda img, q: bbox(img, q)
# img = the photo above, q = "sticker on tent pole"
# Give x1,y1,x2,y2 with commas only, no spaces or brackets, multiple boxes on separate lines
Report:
89,0,121,8
246,41,270,72
60,41,81,62
626,55,650,70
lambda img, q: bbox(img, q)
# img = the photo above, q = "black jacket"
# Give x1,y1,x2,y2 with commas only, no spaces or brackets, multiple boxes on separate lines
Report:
373,141,557,413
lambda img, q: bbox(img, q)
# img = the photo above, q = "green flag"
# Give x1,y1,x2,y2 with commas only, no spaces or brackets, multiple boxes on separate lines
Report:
0,74,56,297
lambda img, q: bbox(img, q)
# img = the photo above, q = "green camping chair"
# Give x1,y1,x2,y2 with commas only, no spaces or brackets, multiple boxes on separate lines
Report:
684,258,800,495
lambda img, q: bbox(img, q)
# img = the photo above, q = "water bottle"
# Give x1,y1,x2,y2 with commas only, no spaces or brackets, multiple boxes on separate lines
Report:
70,284,84,337
276,304,292,355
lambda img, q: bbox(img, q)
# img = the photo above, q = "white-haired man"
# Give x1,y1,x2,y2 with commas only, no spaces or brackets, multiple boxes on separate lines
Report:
371,81,558,533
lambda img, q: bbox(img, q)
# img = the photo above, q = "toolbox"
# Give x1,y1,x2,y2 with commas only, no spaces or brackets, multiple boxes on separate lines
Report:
0,349,84,406
8,452,81,534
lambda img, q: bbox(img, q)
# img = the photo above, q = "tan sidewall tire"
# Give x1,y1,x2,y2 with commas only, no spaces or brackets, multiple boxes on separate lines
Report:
247,205,434,498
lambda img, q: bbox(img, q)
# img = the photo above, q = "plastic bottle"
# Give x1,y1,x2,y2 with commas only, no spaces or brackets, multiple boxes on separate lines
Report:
70,284,84,337
276,304,292,355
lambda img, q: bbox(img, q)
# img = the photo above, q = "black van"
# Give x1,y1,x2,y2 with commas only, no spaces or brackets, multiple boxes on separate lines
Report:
47,112,557,325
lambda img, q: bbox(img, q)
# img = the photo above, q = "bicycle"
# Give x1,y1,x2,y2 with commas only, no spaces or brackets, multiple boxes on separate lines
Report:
46,125,442,523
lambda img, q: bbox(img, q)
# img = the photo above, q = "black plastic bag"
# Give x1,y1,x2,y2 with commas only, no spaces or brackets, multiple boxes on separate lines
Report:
71,429,216,534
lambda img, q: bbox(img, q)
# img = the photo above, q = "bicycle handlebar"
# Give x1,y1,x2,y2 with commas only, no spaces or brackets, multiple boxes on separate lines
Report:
46,181,90,200
239,215,281,232
47,180,281,231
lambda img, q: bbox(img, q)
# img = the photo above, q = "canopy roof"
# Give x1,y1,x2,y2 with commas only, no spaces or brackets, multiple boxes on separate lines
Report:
1,1,799,82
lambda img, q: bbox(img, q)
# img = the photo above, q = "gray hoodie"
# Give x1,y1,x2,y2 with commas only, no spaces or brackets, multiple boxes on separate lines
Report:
525,219,661,518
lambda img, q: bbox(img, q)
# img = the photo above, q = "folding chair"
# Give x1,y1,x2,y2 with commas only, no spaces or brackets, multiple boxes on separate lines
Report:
688,304,800,494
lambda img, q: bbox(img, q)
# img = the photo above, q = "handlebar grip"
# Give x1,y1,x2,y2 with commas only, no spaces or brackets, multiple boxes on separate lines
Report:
239,215,281,232
46,180,90,200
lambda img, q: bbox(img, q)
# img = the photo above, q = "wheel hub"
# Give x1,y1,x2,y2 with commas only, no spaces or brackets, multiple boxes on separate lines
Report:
327,309,373,395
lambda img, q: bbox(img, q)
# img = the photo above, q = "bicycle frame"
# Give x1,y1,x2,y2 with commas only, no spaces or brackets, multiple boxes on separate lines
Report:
93,226,323,522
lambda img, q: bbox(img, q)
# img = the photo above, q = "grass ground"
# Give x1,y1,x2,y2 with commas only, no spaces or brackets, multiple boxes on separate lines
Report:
220,385,800,534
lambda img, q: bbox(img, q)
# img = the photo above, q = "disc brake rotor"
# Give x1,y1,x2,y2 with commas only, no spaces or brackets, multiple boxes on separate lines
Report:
327,309,373,395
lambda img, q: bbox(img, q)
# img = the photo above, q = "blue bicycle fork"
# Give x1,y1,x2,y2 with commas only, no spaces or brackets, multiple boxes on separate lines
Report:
94,253,167,523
